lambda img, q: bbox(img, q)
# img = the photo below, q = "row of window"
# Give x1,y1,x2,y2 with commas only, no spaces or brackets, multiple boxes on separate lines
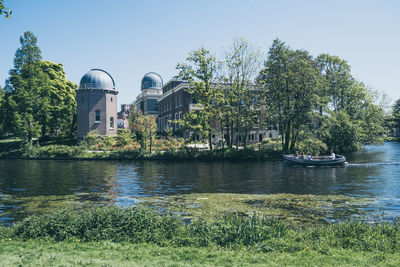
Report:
94,110,114,129
159,94,183,113
159,112,182,130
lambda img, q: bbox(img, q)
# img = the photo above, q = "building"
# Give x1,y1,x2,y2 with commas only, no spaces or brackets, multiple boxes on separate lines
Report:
117,104,131,129
76,69,118,139
157,79,192,132
157,79,279,144
134,72,163,117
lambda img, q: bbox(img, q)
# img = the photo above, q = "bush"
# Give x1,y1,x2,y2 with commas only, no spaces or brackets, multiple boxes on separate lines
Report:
5,206,400,253
117,129,133,147
82,130,101,147
20,141,41,157
296,138,328,155
99,136,116,151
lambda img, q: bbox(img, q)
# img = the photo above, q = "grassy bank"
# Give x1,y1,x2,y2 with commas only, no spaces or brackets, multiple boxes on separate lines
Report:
1,240,399,266
0,138,282,161
1,206,400,266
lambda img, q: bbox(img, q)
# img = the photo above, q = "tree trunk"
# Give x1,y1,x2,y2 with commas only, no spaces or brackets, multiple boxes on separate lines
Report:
149,130,152,153
208,132,213,151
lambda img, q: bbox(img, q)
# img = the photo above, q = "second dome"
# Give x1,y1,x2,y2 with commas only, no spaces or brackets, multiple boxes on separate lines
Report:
141,72,163,90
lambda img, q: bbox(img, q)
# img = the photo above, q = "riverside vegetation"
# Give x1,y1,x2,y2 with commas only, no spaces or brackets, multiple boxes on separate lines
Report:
1,205,400,266
0,130,283,161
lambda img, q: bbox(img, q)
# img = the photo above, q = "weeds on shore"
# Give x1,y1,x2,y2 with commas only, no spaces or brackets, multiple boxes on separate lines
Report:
2,206,400,254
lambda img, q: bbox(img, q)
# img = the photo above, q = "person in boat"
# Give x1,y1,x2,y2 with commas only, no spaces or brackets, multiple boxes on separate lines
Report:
329,150,336,159
295,151,300,159
306,152,312,160
301,152,305,159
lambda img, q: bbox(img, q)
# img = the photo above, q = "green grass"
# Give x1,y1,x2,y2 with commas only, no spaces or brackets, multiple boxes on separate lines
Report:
2,206,400,266
1,240,399,266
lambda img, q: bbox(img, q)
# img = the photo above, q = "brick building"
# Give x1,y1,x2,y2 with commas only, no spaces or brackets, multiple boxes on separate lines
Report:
76,69,118,139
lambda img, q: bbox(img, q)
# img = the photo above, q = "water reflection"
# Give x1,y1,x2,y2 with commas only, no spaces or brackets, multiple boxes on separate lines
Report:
1,142,400,223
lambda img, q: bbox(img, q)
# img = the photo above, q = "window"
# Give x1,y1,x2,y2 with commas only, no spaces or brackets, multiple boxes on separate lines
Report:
147,99,158,112
111,97,113,102
110,117,114,129
81,96,84,102
95,110,101,122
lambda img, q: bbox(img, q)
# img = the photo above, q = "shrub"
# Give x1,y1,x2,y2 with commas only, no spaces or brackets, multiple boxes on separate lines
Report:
100,136,116,151
117,129,133,147
20,141,41,157
82,130,101,147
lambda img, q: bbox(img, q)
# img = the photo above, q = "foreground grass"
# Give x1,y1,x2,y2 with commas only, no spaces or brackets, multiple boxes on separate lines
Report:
1,206,400,266
1,240,399,266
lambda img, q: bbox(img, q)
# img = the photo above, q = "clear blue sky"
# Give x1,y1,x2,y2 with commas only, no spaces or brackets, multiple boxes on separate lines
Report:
1,0,399,107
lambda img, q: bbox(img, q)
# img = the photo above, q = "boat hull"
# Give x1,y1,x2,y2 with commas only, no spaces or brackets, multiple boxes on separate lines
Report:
283,155,346,166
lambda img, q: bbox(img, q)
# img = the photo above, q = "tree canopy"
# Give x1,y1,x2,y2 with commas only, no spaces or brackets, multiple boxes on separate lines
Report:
1,31,77,140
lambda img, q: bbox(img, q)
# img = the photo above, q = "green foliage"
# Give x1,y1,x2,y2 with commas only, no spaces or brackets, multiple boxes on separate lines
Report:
99,136,116,151
296,138,328,155
117,128,132,147
11,206,184,244
258,39,323,153
0,0,11,18
176,47,218,150
131,111,157,152
220,38,263,149
2,32,77,140
4,205,400,255
82,130,101,147
392,99,400,130
320,110,361,153
20,141,41,157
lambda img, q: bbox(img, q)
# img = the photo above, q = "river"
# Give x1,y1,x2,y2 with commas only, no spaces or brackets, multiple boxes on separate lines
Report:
1,142,400,224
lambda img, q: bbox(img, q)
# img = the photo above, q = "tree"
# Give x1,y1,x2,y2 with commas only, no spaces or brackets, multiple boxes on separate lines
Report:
0,0,11,18
176,48,218,151
131,111,157,152
221,38,262,149
257,39,322,153
316,54,386,151
393,99,400,130
2,32,77,140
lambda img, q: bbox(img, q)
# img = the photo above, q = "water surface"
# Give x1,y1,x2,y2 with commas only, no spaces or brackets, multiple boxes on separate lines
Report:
1,142,400,224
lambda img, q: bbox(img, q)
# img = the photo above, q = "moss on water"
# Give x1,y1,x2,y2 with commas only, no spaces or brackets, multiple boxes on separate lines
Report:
139,193,368,226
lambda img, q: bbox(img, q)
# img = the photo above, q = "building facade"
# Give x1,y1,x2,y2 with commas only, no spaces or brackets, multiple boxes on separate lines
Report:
76,69,118,139
156,79,279,144
134,72,163,117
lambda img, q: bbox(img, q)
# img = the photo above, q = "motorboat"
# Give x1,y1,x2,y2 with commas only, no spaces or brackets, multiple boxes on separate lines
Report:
283,154,346,166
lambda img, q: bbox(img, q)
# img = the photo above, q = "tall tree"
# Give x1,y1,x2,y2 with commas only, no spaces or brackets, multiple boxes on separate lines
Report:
2,32,77,140
176,48,217,150
316,54,385,151
221,38,262,148
257,39,322,153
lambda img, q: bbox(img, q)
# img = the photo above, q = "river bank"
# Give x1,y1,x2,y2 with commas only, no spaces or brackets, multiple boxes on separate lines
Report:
1,206,399,266
0,138,282,161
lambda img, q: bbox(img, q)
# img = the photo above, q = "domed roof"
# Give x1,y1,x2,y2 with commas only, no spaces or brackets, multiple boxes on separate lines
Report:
141,72,163,90
79,69,116,90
